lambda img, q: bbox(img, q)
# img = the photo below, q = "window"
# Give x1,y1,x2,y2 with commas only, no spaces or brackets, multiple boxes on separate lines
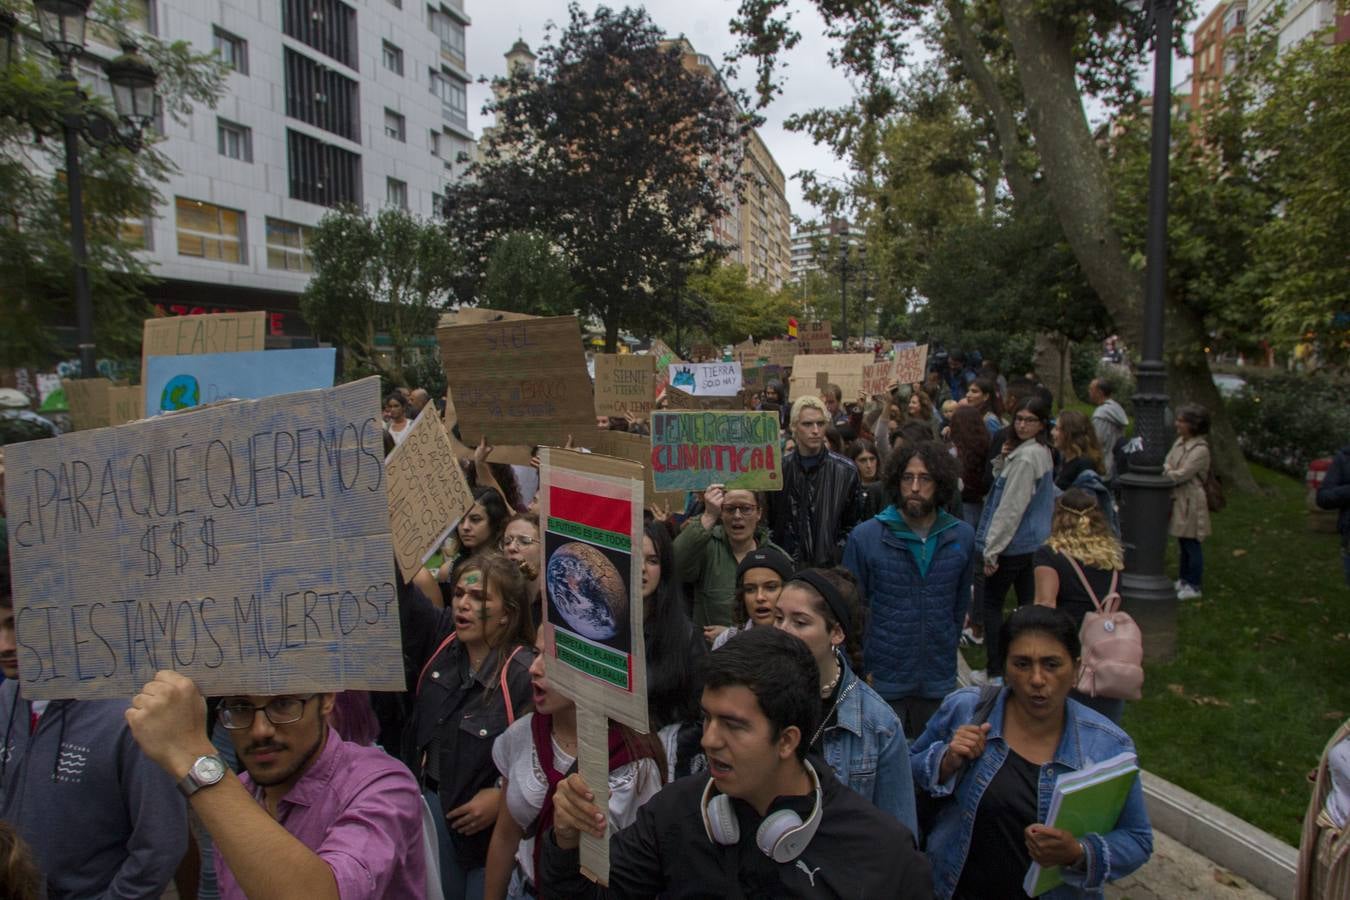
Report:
430,129,441,157
266,218,315,272
429,70,467,129
175,197,244,263
384,108,406,141
217,119,253,161
381,40,403,75
428,9,465,61
287,128,361,207
212,27,248,74
284,48,361,141
431,191,444,217
386,178,407,210
282,0,358,69
1224,6,1246,32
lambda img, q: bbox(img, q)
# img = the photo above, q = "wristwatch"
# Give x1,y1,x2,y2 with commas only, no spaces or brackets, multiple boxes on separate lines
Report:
178,754,228,798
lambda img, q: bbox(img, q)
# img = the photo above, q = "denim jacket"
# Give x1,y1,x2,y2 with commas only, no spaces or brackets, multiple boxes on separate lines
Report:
817,652,919,837
910,687,1152,899
976,441,1055,563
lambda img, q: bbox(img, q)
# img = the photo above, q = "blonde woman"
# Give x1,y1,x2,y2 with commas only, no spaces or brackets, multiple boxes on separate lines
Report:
1033,488,1127,724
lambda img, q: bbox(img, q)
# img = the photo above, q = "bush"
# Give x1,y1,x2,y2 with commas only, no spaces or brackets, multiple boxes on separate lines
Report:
1225,372,1350,476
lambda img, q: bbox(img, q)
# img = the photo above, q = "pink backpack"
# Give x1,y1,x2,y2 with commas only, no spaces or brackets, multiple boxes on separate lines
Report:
1065,557,1144,701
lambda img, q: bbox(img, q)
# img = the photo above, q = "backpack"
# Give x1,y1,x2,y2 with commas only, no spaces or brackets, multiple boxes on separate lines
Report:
1064,557,1144,701
1071,468,1121,538
1203,464,1226,512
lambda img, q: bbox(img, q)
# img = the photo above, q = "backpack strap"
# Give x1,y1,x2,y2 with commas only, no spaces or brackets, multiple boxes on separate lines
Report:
1063,555,1121,614
416,632,458,696
500,645,525,725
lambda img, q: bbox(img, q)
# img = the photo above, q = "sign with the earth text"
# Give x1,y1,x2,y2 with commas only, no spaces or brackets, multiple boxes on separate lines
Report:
3,377,404,700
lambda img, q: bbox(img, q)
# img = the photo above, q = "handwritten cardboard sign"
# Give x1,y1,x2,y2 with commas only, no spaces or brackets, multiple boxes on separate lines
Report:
3,377,402,700
63,378,114,431
593,354,656,418
663,386,742,411
591,430,686,509
759,340,798,368
145,348,336,415
741,365,784,393
893,343,930,386
668,362,742,397
141,311,267,387
789,353,876,400
650,411,782,493
108,385,144,425
733,339,760,366
862,361,896,397
648,339,680,399
799,321,833,355
385,405,473,582
437,315,594,447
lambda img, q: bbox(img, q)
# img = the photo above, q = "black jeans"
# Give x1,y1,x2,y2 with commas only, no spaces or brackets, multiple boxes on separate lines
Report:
981,552,1036,677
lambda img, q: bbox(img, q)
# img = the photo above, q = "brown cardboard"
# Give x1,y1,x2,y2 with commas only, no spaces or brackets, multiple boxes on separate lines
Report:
3,376,403,700
893,343,930,386
862,361,896,398
593,354,656,418
63,378,113,430
789,353,876,400
799,321,833,355
591,430,687,509
385,405,474,582
437,315,595,448
140,311,267,386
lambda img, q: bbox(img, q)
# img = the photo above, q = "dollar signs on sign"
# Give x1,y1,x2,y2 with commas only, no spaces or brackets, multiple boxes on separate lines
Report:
200,517,219,570
141,525,161,578
170,521,189,575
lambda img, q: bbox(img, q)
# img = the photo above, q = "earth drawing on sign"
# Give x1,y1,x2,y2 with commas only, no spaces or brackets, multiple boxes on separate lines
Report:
160,374,200,412
546,541,628,641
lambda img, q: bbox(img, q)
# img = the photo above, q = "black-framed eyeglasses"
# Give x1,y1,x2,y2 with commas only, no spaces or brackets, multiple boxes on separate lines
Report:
722,504,758,517
219,695,317,730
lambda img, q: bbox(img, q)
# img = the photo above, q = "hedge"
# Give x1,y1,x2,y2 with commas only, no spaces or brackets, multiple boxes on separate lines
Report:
1224,371,1350,476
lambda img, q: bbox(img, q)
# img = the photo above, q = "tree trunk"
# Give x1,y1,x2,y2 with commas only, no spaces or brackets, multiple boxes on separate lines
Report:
1033,332,1078,410
997,0,1256,492
604,310,620,354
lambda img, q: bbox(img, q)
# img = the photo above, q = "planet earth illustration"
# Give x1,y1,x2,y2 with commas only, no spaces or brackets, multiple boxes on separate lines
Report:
160,374,200,412
546,541,628,641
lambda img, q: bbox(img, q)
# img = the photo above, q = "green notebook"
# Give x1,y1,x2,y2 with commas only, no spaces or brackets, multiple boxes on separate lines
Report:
1023,751,1139,896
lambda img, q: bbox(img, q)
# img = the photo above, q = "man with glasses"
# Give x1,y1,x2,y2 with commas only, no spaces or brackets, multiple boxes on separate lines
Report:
844,442,976,740
125,671,427,899
766,396,862,568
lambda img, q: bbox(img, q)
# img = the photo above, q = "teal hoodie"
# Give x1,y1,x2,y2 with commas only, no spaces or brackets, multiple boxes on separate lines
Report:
875,505,962,578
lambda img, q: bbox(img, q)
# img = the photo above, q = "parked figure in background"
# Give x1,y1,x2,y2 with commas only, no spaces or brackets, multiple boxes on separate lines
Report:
1163,404,1213,600
910,606,1152,899
766,396,862,568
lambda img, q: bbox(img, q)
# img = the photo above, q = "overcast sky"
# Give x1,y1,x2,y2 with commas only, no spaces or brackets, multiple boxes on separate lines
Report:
464,0,1215,226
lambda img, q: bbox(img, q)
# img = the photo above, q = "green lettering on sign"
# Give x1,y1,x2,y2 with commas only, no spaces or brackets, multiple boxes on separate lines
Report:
547,517,631,552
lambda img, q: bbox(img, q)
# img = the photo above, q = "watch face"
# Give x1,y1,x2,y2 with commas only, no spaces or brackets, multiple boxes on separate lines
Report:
193,756,226,783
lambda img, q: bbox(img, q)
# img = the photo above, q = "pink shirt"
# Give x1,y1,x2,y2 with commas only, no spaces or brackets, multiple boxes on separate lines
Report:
216,729,427,900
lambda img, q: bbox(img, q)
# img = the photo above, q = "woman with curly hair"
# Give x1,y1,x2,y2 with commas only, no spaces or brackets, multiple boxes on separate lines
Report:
1033,487,1127,723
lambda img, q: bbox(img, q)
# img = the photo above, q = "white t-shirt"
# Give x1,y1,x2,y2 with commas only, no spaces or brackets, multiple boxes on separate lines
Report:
387,420,412,447
492,713,662,884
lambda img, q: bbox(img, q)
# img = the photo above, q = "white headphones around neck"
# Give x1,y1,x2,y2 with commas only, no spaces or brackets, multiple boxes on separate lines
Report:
700,759,824,863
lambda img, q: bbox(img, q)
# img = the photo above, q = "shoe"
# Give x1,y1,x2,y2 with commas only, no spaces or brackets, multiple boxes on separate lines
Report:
961,626,984,647
1173,579,1184,593
1177,583,1202,600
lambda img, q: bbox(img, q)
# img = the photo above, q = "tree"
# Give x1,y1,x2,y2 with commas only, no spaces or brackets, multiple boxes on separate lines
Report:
479,230,580,317
0,0,226,370
300,206,454,383
443,4,751,351
683,262,803,347
731,0,1260,491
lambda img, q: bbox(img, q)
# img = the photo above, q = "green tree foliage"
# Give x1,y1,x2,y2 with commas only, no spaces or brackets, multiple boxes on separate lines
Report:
443,4,751,351
479,230,580,317
300,207,454,383
0,0,226,370
684,263,803,347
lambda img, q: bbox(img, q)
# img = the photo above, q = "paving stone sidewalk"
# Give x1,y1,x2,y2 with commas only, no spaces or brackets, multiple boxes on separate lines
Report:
1107,829,1276,900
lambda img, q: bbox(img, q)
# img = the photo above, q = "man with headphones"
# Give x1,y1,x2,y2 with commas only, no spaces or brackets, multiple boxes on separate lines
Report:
540,627,934,898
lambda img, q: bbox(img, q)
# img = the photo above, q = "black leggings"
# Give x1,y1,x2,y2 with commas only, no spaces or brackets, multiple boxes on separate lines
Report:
981,552,1036,677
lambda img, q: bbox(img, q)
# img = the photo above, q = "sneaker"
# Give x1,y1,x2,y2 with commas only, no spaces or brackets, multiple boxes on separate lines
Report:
961,626,984,647
1177,583,1202,600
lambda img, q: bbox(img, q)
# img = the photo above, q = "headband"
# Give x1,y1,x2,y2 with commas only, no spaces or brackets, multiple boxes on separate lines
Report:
789,570,850,640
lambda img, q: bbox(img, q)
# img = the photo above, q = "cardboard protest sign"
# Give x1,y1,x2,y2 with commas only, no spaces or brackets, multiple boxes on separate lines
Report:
648,339,680,398
593,354,656,418
733,339,760,366
663,386,742,411
668,361,742,397
145,348,336,415
799,321,833,355
3,377,402,700
385,405,473,582
789,353,876,400
438,315,594,447
740,365,784,393
862,360,896,398
64,378,114,431
108,385,143,425
815,371,831,390
893,343,930,386
591,430,686,509
446,307,537,326
140,311,267,386
650,411,782,493
759,340,798,368
539,447,647,884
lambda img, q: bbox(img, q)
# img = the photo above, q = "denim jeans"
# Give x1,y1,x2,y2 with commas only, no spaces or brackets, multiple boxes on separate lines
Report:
1178,537,1204,589
424,789,485,900
981,552,1036,676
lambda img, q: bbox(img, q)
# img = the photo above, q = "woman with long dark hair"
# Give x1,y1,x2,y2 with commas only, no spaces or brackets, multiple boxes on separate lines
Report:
1051,410,1104,491
963,377,1005,437
385,390,413,446
847,438,886,520
948,406,992,529
642,522,708,778
974,396,1055,684
774,567,917,834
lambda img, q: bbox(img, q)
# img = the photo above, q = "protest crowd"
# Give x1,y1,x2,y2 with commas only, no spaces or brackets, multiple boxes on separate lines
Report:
1,321,1347,900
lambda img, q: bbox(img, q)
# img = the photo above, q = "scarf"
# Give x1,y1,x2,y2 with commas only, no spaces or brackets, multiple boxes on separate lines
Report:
529,712,637,892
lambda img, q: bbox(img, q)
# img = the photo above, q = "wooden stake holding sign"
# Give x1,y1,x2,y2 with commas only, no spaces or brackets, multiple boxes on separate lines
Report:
538,448,648,886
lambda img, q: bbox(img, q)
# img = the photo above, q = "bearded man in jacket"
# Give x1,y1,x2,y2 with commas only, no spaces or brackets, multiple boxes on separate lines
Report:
766,396,862,568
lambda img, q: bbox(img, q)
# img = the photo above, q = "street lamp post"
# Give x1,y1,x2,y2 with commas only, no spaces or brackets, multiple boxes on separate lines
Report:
1119,0,1181,659
7,0,158,378
838,240,849,349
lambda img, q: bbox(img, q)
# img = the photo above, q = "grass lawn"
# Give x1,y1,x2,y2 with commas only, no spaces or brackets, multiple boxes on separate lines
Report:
963,463,1348,846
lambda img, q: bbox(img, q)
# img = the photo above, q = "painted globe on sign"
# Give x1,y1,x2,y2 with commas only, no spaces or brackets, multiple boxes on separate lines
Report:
160,374,200,412
545,541,628,641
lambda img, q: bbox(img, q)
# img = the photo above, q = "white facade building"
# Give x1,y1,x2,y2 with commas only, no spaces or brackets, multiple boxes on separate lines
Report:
101,0,475,339
1246,0,1338,52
